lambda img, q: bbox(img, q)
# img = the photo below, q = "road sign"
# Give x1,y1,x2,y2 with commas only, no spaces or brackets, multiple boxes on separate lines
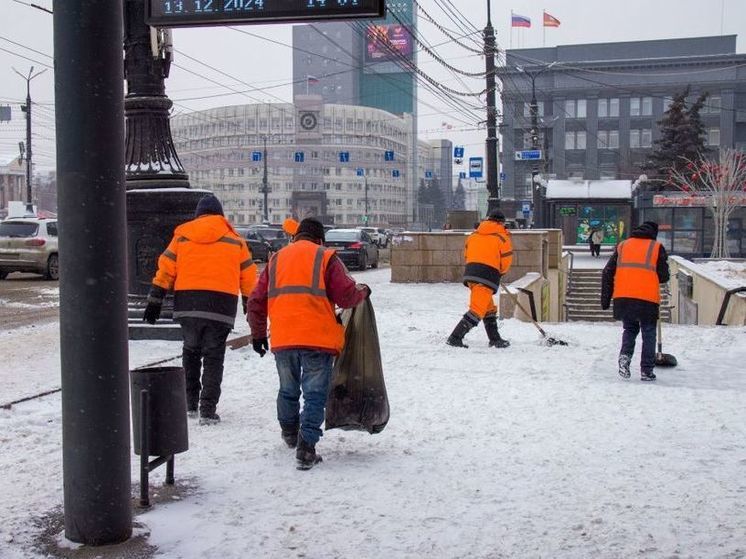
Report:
454,146,465,159
339,151,350,163
499,172,507,182
392,169,400,178
521,201,532,213
459,171,466,179
294,151,304,163
468,157,483,179
425,171,433,179
384,150,394,161
515,149,543,161
356,168,364,176
147,0,385,27
251,151,262,162
0,106,10,122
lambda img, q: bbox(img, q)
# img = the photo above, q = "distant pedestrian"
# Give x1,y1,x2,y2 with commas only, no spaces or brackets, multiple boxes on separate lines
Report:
601,221,669,381
247,217,370,470
589,227,603,257
447,209,513,349
144,194,257,424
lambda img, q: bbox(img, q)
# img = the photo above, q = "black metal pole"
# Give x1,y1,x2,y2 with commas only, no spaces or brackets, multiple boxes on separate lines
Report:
24,79,32,213
54,0,132,545
484,0,500,212
530,75,541,227
262,135,269,223
140,389,150,508
364,174,369,224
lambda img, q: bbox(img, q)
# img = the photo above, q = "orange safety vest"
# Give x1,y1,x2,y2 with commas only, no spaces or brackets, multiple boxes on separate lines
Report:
267,240,344,353
463,220,513,292
612,238,662,304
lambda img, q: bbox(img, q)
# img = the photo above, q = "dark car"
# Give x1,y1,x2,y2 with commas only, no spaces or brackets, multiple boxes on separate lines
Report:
235,227,272,262
324,228,379,271
251,226,290,253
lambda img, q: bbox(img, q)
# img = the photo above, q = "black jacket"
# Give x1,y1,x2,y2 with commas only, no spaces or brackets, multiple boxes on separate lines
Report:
601,223,670,322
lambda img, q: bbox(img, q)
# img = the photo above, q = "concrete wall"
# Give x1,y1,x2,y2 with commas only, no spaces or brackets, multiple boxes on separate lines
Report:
668,256,746,326
391,229,567,322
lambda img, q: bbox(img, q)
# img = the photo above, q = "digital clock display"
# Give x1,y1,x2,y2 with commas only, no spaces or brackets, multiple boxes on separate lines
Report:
147,0,386,27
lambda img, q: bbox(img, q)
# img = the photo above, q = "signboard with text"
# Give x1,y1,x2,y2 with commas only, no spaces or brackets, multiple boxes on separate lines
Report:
468,157,483,179
515,149,543,161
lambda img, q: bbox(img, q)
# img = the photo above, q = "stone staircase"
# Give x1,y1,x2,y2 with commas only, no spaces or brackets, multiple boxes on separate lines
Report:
565,269,671,322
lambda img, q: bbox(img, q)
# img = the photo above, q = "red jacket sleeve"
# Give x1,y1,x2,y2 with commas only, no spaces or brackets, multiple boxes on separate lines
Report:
325,255,368,309
247,265,269,338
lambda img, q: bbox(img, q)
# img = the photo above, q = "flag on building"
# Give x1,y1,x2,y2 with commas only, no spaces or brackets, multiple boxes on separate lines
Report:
307,75,319,85
511,12,531,28
543,11,561,27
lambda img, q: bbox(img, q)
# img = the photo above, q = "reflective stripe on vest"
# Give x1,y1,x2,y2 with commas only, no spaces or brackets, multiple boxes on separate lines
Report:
612,238,661,304
268,246,327,299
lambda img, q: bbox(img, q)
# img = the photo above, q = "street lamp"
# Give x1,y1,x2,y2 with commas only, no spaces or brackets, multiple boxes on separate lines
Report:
516,61,556,227
13,66,47,216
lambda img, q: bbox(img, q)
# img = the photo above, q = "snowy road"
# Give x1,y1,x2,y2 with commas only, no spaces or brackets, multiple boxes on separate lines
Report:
1,268,745,558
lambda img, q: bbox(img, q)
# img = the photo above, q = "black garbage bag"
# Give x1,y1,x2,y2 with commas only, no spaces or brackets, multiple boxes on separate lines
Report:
325,298,389,434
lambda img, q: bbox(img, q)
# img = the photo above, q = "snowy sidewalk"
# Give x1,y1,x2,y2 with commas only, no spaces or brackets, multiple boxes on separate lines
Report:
1,268,746,558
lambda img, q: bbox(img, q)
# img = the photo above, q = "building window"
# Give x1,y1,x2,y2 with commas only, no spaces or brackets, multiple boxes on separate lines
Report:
565,130,586,150
630,96,653,117
707,128,721,146
703,96,721,114
523,101,545,118
598,98,620,118
663,96,674,113
630,128,652,148
564,99,586,119
600,169,617,180
597,130,620,149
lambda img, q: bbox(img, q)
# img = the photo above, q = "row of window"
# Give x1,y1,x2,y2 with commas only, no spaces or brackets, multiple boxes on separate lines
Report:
564,128,720,150
521,95,723,120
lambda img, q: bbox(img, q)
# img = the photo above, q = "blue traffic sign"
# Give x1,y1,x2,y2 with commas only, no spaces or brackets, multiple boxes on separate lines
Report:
392,169,400,178
454,146,464,159
384,150,394,161
514,149,543,161
500,172,507,182
425,171,433,179
468,157,483,179
339,151,350,162
294,152,304,163
356,168,364,176
459,171,467,179
251,151,262,162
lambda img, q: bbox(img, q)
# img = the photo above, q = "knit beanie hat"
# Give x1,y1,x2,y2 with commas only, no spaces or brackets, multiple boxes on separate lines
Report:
194,194,224,217
296,218,325,242
488,209,506,222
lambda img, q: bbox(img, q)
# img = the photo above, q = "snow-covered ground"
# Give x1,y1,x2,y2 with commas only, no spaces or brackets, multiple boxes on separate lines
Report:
2,268,746,558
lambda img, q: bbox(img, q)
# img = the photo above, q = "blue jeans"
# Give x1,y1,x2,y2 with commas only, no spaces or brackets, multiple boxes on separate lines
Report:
620,318,657,374
274,350,334,446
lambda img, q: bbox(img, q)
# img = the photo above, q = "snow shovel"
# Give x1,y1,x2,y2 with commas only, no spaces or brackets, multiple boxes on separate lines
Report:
654,319,677,367
500,285,568,346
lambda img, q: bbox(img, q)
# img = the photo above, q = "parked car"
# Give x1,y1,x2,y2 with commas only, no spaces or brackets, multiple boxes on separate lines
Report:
358,226,383,247
325,228,379,271
376,228,390,248
251,226,290,253
235,227,272,262
0,217,59,280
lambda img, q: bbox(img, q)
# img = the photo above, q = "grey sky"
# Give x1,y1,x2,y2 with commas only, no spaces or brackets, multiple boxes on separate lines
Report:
1,0,744,171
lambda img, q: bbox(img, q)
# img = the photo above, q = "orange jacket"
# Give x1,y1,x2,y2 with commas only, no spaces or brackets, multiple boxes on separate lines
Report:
266,240,345,353
462,220,513,292
151,215,257,325
612,238,662,304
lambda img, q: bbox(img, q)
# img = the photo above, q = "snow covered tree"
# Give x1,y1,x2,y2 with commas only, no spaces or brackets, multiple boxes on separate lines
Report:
418,178,446,226
644,88,709,188
668,149,746,258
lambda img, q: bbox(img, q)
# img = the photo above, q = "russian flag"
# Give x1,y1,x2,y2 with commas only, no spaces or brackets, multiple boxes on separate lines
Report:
511,13,531,28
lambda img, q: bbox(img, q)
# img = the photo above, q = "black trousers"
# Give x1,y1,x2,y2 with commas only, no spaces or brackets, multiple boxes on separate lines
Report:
179,317,231,414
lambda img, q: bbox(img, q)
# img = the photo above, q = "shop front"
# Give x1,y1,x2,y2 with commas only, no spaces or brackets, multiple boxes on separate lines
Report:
544,180,633,246
636,191,746,258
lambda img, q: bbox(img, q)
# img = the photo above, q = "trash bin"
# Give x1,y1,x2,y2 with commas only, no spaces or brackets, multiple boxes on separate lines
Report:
130,366,189,457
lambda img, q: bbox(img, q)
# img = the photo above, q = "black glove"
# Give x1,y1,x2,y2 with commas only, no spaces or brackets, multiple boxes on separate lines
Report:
252,337,269,357
241,296,248,315
143,302,162,325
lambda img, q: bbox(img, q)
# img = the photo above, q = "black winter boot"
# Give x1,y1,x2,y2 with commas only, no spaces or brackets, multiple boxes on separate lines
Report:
296,434,322,470
446,314,478,348
281,423,299,448
484,315,510,348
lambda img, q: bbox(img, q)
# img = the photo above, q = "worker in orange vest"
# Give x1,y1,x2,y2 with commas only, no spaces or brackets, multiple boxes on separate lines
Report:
247,217,370,470
447,209,513,349
144,194,257,423
601,221,669,381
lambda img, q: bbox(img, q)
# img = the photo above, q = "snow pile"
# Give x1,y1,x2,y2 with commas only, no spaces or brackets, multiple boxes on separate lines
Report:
1,269,746,558
696,260,746,289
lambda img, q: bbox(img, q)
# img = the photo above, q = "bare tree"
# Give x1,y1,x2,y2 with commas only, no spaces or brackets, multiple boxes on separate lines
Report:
668,148,746,258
